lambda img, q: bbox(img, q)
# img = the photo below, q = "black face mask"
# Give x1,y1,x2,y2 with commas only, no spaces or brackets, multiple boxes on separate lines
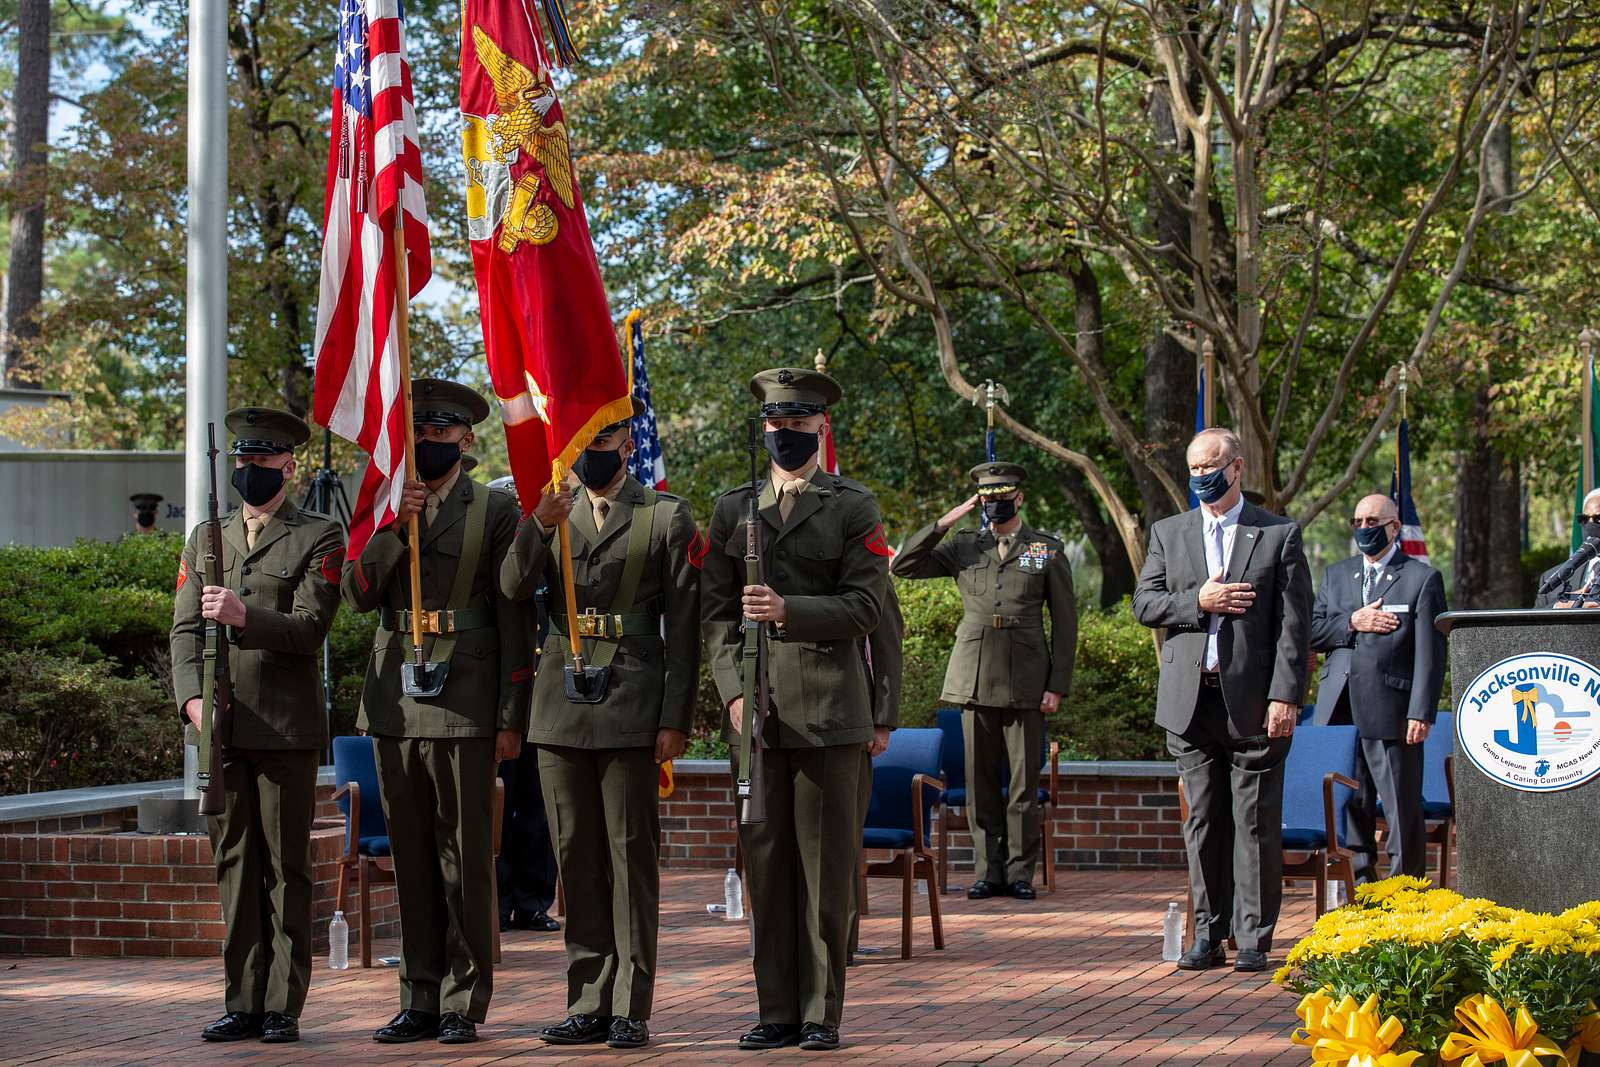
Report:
982,497,1018,525
1188,464,1235,505
415,439,461,480
572,446,624,491
1583,519,1600,544
764,427,820,471
231,463,285,508
1353,523,1392,556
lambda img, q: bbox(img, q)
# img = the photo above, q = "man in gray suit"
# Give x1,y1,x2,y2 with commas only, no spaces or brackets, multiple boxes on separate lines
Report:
1310,494,1446,882
1132,428,1311,974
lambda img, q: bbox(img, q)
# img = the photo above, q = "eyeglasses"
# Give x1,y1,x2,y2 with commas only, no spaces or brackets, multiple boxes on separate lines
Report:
1350,518,1394,529
1583,514,1600,522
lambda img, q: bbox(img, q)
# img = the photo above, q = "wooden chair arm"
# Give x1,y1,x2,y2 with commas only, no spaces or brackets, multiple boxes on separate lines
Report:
493,778,506,857
333,781,359,861
1047,741,1060,804
1322,772,1360,857
911,773,945,848
1444,754,1455,810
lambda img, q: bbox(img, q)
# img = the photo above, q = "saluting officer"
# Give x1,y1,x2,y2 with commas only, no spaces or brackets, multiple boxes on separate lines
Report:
500,399,699,1051
892,462,1076,901
170,407,344,1044
702,368,890,1053
341,380,532,1045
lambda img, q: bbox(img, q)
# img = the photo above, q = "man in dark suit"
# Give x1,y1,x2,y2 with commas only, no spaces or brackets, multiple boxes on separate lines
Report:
1310,494,1446,882
1132,427,1311,974
1536,489,1600,608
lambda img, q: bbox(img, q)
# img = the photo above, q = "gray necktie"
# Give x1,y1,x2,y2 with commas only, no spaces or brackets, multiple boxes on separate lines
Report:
1363,565,1377,604
1210,520,1224,577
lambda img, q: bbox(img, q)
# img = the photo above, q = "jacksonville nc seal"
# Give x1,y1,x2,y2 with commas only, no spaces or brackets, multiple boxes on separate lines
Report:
1457,652,1600,792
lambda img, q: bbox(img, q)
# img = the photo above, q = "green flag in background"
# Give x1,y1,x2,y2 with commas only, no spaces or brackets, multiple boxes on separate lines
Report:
1574,371,1600,551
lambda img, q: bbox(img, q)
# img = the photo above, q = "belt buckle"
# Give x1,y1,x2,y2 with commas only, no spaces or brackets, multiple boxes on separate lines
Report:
992,614,1003,629
418,609,442,635
577,608,604,638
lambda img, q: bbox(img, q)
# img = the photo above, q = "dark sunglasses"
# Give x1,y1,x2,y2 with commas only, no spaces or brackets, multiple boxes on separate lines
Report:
1350,517,1396,529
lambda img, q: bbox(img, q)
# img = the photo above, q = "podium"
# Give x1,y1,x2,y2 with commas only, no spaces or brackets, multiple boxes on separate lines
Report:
1437,609,1600,912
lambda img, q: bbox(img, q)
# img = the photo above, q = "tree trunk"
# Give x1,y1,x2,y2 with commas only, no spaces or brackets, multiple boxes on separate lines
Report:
1059,467,1135,607
2,0,51,388
1454,385,1523,609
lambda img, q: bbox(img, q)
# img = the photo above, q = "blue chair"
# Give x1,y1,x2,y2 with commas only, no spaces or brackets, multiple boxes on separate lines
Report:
933,708,1060,895
332,735,506,966
332,736,392,968
861,728,945,959
1374,710,1457,887
1177,724,1359,941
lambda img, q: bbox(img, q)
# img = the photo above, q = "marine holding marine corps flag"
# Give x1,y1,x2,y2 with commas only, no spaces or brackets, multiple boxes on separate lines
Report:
459,0,631,500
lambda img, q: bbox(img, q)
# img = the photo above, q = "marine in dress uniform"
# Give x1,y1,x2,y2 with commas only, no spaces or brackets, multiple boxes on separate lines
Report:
340,380,533,1045
500,400,700,1051
891,462,1076,899
170,407,344,1044
701,368,890,1052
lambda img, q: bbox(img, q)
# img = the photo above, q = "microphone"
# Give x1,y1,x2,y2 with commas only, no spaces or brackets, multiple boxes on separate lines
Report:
1538,536,1600,596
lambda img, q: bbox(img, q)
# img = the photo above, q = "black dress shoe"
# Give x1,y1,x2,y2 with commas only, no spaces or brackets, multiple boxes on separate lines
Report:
798,1023,840,1051
260,1012,299,1043
373,1009,440,1043
607,1016,649,1049
1007,880,1037,901
967,880,999,900
201,1012,263,1042
1233,948,1269,973
738,1022,802,1049
541,1014,613,1045
1176,940,1227,971
506,908,561,931
438,1012,478,1044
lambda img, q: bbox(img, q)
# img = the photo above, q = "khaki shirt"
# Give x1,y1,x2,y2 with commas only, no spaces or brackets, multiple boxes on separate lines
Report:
170,500,345,750
892,520,1076,710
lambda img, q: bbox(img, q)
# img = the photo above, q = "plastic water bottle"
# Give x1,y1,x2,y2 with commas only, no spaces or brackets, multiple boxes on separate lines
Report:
328,910,349,970
724,869,745,922
1161,902,1183,962
1329,880,1349,909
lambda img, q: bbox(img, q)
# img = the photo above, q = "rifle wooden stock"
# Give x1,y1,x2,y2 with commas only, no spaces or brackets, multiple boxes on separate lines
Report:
196,424,229,817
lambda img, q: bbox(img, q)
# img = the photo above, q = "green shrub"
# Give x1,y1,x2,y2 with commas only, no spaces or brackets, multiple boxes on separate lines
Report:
0,648,182,793
1064,599,1166,760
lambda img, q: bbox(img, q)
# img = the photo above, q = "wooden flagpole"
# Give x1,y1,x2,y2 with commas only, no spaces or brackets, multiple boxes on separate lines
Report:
392,214,426,666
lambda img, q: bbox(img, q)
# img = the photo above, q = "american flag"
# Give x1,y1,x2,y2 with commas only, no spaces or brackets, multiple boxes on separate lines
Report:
624,311,667,490
311,0,431,559
1389,418,1430,564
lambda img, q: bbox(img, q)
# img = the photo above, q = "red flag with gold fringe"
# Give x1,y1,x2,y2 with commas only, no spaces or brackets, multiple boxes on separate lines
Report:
459,0,629,504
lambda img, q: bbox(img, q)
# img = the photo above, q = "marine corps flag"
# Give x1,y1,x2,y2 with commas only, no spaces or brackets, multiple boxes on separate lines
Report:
459,0,629,505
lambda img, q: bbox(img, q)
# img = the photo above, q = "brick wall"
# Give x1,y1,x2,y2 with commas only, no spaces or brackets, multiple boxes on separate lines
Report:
660,763,1184,872
0,820,399,958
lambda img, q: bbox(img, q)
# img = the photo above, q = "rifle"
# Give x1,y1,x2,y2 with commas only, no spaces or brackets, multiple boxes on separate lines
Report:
195,424,230,817
736,417,769,825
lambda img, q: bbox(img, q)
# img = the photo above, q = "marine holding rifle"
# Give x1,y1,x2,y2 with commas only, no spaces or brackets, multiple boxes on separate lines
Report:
169,408,344,1044
701,368,890,1053
340,379,533,1045
500,399,699,1051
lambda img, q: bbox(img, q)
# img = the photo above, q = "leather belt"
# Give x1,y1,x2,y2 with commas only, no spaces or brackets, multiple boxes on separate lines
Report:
1199,672,1223,688
966,613,1043,630
381,604,494,635
549,609,660,640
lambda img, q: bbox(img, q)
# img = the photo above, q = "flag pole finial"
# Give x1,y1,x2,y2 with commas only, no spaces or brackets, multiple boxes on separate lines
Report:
814,348,827,374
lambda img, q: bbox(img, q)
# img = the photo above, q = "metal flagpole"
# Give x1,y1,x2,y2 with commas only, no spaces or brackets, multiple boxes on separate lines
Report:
1582,328,1596,495
183,0,229,799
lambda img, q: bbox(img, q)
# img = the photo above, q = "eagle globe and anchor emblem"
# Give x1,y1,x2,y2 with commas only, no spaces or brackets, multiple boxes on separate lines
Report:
1457,652,1600,792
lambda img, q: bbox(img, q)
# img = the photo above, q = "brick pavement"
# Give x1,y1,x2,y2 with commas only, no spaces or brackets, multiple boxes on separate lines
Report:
0,869,1313,1066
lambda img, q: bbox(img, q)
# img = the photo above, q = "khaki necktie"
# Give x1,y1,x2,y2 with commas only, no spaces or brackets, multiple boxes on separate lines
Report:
244,515,265,552
997,535,1012,559
778,479,807,522
425,491,445,528
593,497,611,531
